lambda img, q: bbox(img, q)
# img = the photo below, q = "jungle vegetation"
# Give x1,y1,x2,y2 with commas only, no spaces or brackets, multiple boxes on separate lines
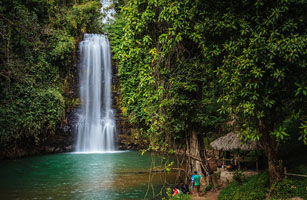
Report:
0,0,306,193
0,0,102,156
108,0,307,185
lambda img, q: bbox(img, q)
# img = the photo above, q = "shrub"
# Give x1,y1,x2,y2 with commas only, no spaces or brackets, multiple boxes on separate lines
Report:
232,170,245,184
170,193,191,200
269,178,296,199
219,166,307,200
284,164,307,199
205,184,213,192
219,171,269,200
162,188,191,200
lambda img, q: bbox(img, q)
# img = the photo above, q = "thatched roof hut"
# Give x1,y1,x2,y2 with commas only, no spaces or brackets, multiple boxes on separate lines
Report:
210,132,262,151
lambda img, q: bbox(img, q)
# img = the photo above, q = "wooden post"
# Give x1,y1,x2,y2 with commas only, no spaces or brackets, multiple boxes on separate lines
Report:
255,150,258,170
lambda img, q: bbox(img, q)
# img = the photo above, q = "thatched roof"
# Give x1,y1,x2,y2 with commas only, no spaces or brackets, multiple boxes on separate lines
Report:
210,132,262,151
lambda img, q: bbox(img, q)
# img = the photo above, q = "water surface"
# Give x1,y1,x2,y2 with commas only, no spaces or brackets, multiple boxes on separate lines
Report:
0,151,176,199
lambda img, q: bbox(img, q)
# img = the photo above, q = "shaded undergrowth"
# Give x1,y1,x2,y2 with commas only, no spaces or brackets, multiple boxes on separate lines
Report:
219,165,307,200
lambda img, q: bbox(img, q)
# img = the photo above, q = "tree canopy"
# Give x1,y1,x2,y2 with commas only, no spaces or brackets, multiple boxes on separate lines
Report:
109,0,307,183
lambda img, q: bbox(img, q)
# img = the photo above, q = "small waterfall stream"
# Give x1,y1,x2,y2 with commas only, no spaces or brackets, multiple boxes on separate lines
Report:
75,0,116,152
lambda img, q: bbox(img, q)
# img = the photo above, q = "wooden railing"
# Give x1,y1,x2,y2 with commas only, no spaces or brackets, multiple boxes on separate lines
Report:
221,158,259,171
284,168,307,178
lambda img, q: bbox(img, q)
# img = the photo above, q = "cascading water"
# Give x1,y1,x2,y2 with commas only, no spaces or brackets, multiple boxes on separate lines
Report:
75,34,116,152
75,0,116,152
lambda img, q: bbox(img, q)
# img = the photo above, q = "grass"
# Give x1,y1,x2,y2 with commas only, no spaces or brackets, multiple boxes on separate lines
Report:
219,171,269,200
162,187,192,200
283,164,307,199
219,138,307,200
170,193,192,200
218,164,307,200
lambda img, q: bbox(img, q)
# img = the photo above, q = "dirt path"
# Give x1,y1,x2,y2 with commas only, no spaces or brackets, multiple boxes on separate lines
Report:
191,191,219,200
191,184,225,200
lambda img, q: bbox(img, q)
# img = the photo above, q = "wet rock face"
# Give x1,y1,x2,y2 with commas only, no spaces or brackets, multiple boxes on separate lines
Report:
116,134,147,151
117,142,139,150
111,59,138,150
0,124,74,160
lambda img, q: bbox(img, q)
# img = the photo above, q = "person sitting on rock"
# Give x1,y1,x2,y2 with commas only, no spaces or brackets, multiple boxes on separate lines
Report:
181,182,190,194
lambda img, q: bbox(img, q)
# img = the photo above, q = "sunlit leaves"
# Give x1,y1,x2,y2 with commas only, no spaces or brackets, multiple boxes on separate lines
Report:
299,122,307,145
270,126,289,141
295,82,307,97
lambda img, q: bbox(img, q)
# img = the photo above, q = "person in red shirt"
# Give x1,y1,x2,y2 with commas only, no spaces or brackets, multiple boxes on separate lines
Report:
172,187,180,197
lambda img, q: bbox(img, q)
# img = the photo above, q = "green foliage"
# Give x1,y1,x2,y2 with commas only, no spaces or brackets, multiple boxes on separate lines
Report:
299,121,307,145
110,0,307,184
49,31,75,63
219,171,269,200
285,164,307,199
170,193,191,200
204,184,213,192
68,1,102,35
0,88,65,144
219,166,307,200
109,0,225,150
0,0,102,150
211,0,307,143
163,187,191,200
269,178,297,199
163,187,173,200
232,170,245,184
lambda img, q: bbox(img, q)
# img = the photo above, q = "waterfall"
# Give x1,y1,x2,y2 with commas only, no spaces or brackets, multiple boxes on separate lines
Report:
75,34,116,152
75,0,116,153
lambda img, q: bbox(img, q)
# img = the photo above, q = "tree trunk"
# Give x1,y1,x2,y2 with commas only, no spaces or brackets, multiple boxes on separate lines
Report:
199,135,219,188
262,135,283,185
186,130,205,178
185,130,219,187
260,120,283,185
